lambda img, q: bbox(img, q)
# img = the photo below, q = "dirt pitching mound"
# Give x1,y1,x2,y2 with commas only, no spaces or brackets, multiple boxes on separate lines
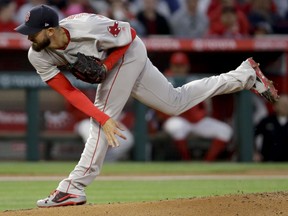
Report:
2,192,288,216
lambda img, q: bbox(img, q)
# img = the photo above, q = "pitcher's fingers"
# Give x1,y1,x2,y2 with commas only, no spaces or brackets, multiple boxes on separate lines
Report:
116,130,127,140
105,131,116,147
111,135,120,147
106,134,114,146
116,122,125,131
107,138,118,147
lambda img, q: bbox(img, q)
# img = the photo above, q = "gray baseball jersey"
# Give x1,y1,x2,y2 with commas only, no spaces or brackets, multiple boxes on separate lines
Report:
28,13,132,82
27,13,256,196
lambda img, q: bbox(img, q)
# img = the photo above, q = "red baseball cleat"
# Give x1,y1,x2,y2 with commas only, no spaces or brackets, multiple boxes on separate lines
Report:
37,190,86,208
247,57,279,103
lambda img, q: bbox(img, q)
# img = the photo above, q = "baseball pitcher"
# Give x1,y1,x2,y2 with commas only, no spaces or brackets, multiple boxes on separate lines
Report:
15,5,279,207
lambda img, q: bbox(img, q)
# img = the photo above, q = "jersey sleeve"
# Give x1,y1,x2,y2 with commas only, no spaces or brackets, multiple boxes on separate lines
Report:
62,14,132,50
28,48,60,82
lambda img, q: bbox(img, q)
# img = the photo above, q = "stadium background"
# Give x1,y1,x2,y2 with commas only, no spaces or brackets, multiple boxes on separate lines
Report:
0,0,288,215
0,34,287,162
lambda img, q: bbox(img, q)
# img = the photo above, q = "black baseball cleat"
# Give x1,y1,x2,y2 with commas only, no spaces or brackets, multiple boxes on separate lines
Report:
247,57,279,103
37,190,87,208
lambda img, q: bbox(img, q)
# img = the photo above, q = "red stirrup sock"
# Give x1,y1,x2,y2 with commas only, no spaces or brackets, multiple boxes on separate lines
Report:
204,139,227,161
174,140,191,161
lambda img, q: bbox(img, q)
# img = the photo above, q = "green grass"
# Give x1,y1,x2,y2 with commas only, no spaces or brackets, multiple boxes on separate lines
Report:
0,161,288,175
0,162,287,211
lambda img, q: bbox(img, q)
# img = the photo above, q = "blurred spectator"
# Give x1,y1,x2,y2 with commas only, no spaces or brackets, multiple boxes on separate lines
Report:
253,21,273,36
63,0,95,17
132,0,172,18
15,0,26,9
162,0,181,14
88,0,109,14
171,0,209,38
272,0,288,18
104,0,145,36
272,0,288,34
0,0,17,32
105,0,132,19
208,6,250,37
247,0,281,35
254,94,288,162
151,52,233,161
191,0,211,15
48,0,67,11
15,0,65,24
136,0,171,36
207,0,250,37
207,0,249,16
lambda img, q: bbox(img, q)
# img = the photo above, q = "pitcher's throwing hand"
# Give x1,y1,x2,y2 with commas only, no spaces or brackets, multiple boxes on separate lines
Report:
102,118,127,147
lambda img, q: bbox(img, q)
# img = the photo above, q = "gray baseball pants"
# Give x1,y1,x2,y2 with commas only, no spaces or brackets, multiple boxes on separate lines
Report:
57,37,256,195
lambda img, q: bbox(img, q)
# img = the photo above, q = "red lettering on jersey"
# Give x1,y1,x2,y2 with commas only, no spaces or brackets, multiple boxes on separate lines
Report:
108,21,121,37
96,14,105,19
65,13,88,20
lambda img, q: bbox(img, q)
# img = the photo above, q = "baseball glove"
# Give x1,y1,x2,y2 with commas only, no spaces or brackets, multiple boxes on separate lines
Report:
68,52,107,84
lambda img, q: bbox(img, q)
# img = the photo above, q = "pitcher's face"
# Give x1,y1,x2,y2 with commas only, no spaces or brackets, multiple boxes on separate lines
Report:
28,29,51,52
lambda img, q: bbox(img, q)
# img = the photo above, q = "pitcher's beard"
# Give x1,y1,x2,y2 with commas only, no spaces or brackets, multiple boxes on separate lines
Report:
32,38,51,52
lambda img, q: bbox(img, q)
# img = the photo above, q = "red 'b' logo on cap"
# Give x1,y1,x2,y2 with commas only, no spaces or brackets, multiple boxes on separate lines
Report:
25,12,30,22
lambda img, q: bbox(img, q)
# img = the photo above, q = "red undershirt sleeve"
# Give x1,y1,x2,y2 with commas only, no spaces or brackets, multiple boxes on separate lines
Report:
103,27,137,71
46,73,110,126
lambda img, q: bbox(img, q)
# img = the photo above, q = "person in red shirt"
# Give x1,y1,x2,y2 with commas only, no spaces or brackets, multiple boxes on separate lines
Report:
158,52,233,161
208,6,250,37
0,0,18,32
207,0,250,37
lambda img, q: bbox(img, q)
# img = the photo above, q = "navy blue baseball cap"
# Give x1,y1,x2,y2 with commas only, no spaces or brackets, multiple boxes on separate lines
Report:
15,5,59,35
